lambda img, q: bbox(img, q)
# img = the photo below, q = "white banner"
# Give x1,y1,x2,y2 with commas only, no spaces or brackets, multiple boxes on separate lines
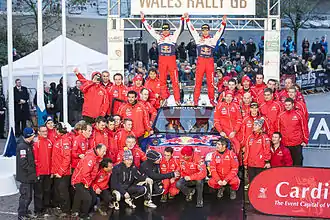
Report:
131,0,256,15
264,29,281,81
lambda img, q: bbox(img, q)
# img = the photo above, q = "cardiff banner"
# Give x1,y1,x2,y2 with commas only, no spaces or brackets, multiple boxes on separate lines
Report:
131,0,256,15
249,167,330,219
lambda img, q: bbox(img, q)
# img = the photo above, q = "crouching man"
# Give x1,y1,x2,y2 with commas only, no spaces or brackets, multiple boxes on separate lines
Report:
208,138,240,200
140,150,180,207
111,150,154,210
176,146,207,208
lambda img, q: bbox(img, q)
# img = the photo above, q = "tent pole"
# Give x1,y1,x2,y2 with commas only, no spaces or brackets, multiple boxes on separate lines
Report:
62,0,68,124
37,0,44,125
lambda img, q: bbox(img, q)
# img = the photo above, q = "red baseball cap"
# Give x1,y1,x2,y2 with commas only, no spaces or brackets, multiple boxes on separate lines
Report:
133,74,143,82
181,146,193,157
226,90,235,96
223,76,231,82
242,76,251,84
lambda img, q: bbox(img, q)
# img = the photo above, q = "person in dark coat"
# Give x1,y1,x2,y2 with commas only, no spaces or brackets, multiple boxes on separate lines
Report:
246,38,257,61
219,38,229,57
186,39,197,65
229,40,237,59
68,80,84,126
312,38,322,54
16,128,37,219
14,79,30,137
177,42,187,62
0,93,6,139
149,42,159,64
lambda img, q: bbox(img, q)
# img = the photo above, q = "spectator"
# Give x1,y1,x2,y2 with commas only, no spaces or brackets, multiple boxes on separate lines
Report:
237,39,247,58
270,132,293,167
321,36,328,56
16,128,37,219
219,38,229,57
216,54,227,67
208,138,240,200
258,36,264,62
68,80,84,125
14,79,30,137
302,38,310,55
246,38,257,61
312,37,322,54
229,40,237,59
177,42,187,62
283,36,295,55
276,98,309,166
0,93,6,139
186,39,197,65
149,42,159,64
313,49,325,68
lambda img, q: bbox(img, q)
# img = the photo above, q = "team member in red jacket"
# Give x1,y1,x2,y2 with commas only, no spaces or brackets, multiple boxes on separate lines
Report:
108,73,128,115
90,158,114,215
176,146,207,208
287,86,309,121
218,79,242,105
45,116,56,144
100,70,113,91
145,68,166,109
115,118,136,150
276,98,309,166
33,126,53,215
106,117,117,162
257,79,280,104
130,74,145,95
160,147,180,203
241,92,252,118
214,90,242,155
279,78,305,103
116,135,147,169
51,123,72,217
270,132,293,167
238,76,256,100
80,71,109,124
244,119,271,183
118,91,153,145
140,88,157,125
71,144,107,219
208,138,240,200
71,123,92,171
90,116,112,159
113,114,122,131
259,88,283,133
251,73,267,101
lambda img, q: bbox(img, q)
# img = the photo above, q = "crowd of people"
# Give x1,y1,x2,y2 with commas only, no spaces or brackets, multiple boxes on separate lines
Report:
13,13,313,220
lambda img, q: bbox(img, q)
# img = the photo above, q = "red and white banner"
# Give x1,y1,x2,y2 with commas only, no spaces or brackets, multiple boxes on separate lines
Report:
249,167,330,219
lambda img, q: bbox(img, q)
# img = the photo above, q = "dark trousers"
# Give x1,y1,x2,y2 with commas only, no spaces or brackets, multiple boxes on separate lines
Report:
18,183,34,217
287,145,303,166
54,176,71,213
83,116,95,124
69,110,82,126
0,113,5,138
91,189,112,209
248,167,265,183
34,175,52,213
176,178,204,202
72,183,93,218
15,119,27,136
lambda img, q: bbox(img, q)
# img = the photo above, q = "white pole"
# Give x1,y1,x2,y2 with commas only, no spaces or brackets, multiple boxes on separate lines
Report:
38,0,44,118
7,0,15,134
62,0,68,123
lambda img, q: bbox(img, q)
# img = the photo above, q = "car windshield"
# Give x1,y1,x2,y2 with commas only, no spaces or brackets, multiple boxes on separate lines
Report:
153,107,217,134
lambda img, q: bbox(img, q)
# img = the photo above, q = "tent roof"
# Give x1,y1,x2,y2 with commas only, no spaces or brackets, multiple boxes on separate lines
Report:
1,35,108,77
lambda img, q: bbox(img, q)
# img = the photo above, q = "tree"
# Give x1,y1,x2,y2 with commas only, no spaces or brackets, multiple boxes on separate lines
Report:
281,0,320,47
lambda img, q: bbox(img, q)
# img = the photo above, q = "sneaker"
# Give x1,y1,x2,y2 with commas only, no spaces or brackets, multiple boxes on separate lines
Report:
97,207,107,216
217,187,225,199
26,212,37,219
186,189,196,202
109,202,115,209
57,212,68,218
125,198,136,209
144,200,157,208
160,194,167,203
244,184,249,191
196,200,204,208
71,212,79,218
230,190,237,200
113,201,120,211
112,190,121,202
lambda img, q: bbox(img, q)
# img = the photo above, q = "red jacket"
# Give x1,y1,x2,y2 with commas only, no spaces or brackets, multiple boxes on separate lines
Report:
244,132,271,168
114,128,136,151
108,84,128,115
71,134,90,169
240,103,251,118
68,130,79,145
294,100,309,122
218,90,242,105
257,90,280,104
259,100,283,131
47,128,56,144
276,110,309,146
33,136,53,176
239,114,271,145
140,100,157,123
214,101,242,134
251,83,267,98
71,149,100,187
237,87,257,101
106,129,118,162
279,89,305,103
116,145,146,168
145,77,164,109
179,154,207,181
75,72,88,84
89,126,111,158
209,149,239,182
118,102,152,137
81,81,109,118
92,168,112,192
270,145,293,167
51,134,72,176
160,157,180,174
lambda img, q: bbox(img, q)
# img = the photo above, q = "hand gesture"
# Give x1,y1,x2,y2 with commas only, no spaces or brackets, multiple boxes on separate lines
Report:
222,15,227,23
220,132,226,137
183,13,189,19
79,154,85,159
96,188,102,194
184,176,191,181
264,163,271,169
140,11,145,19
55,174,61,178
174,171,180,178
301,142,307,147
73,67,79,74
229,131,236,139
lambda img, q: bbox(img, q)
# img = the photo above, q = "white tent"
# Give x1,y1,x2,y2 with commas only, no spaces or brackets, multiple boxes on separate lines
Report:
1,35,108,96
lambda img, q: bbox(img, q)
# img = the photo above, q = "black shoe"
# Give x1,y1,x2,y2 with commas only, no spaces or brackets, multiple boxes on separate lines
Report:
196,200,204,208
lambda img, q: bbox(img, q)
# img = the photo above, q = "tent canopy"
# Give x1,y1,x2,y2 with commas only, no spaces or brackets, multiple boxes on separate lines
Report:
1,35,108,77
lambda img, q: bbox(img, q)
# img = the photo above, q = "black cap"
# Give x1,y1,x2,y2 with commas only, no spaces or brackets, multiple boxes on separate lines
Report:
201,24,210,30
162,23,170,30
250,102,259,108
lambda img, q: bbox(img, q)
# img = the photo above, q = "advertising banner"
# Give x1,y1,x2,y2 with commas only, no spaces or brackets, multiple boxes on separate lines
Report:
249,167,330,219
131,0,256,15
308,113,330,147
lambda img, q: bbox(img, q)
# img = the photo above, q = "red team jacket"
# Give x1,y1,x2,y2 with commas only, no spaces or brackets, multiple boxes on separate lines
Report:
51,134,72,176
114,128,136,150
140,99,157,122
160,157,180,174
244,132,271,168
71,149,100,188
209,149,239,182
214,102,242,134
239,114,271,144
270,145,293,167
116,145,147,168
47,128,56,144
33,136,53,176
108,84,128,115
71,134,90,169
259,100,283,130
92,169,112,191
179,154,207,181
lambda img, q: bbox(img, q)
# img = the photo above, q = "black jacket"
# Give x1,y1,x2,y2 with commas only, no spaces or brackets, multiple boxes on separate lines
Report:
14,86,30,120
68,87,84,111
140,160,174,184
149,47,159,62
186,42,197,57
16,137,37,183
111,163,146,195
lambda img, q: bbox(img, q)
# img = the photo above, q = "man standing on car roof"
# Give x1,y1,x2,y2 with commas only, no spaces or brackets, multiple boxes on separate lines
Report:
141,11,184,106
184,13,227,106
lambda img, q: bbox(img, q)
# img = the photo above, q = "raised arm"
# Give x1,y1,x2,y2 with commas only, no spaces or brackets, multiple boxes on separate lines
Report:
173,16,185,42
184,13,200,42
141,11,161,42
212,15,227,45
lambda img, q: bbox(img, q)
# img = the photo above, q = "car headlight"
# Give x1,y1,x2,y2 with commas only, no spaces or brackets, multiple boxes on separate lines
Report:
205,152,214,163
152,139,159,146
